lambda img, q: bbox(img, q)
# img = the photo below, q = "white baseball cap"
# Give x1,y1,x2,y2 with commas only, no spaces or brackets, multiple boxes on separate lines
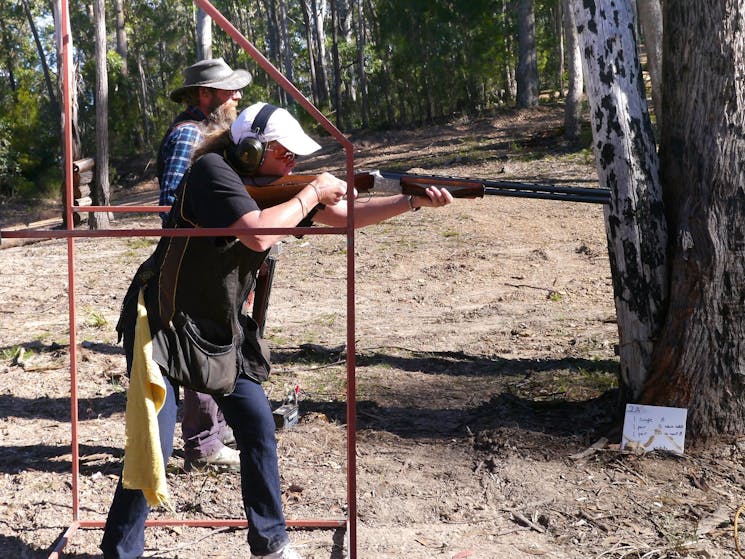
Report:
231,102,322,156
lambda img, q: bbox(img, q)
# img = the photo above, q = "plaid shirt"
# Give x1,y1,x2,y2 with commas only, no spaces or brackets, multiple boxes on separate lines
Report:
158,107,207,208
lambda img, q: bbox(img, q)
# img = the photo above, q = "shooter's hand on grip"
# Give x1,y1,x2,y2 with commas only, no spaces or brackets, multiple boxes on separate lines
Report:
307,172,355,207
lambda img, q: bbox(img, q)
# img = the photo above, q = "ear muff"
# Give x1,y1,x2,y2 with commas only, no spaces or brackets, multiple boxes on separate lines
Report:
228,104,279,175
229,136,266,174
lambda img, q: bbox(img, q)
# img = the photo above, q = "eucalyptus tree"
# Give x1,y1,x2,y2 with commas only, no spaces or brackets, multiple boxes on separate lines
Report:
516,0,539,107
90,0,111,229
648,0,745,440
196,8,213,60
636,0,663,130
560,0,582,142
574,0,745,442
113,0,128,75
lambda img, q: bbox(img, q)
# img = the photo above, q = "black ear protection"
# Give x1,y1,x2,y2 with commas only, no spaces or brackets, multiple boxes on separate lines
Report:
228,103,279,175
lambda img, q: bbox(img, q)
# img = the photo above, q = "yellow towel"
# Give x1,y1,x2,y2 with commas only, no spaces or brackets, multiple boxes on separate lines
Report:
122,289,171,509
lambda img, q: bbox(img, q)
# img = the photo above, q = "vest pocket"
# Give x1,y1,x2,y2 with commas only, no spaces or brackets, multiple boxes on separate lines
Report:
168,311,238,396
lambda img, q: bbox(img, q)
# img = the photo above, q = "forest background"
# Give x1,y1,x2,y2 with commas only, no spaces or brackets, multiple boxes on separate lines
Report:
0,0,586,200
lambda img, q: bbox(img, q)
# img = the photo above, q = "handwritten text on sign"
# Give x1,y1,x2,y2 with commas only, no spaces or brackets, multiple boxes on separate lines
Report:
621,404,687,454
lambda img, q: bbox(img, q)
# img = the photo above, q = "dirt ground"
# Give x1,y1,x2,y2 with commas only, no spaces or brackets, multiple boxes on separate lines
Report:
1,105,744,559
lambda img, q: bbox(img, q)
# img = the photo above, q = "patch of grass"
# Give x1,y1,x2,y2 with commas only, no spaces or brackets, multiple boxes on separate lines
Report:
124,237,157,258
267,332,290,346
316,313,338,328
547,290,563,302
514,366,618,402
85,309,109,329
575,367,619,392
509,140,523,153
127,238,156,250
1,346,21,361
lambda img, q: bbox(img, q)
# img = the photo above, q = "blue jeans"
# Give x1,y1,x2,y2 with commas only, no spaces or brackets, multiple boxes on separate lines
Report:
100,374,289,558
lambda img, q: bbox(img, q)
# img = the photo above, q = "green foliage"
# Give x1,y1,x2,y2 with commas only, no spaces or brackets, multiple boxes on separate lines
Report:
373,0,515,124
0,85,60,198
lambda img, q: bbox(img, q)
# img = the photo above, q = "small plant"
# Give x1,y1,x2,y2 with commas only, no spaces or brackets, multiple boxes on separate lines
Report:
86,309,109,329
317,313,337,327
547,290,563,302
127,238,156,250
1,346,21,361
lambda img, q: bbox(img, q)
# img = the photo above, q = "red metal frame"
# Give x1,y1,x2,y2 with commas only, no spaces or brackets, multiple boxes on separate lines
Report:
1,0,358,556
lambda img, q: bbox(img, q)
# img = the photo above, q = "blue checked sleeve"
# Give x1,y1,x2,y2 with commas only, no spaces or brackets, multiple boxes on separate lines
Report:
158,123,203,207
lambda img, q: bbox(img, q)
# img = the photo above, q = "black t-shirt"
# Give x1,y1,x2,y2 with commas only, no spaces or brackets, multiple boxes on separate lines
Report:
182,152,259,228
180,151,319,231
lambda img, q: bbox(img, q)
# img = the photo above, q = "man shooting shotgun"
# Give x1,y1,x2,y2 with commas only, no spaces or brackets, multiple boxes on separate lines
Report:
244,170,611,208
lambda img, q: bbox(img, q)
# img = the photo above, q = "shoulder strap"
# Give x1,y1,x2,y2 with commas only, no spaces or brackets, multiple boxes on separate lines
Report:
163,166,195,229
251,104,279,138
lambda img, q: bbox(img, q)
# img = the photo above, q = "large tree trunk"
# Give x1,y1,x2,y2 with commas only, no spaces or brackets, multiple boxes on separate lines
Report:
312,0,329,107
561,0,582,142
330,0,342,129
196,8,212,60
0,1,17,96
636,0,663,131
516,0,539,108
23,0,57,111
354,0,368,128
571,0,668,400
135,53,150,146
645,0,745,441
300,0,319,106
91,0,111,229
277,0,294,104
264,0,286,105
113,0,128,75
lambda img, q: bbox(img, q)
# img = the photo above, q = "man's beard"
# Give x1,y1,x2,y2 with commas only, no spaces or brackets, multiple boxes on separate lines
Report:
210,102,237,124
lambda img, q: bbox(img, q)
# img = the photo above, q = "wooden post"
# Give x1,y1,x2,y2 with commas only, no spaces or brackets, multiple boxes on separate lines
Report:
61,158,94,227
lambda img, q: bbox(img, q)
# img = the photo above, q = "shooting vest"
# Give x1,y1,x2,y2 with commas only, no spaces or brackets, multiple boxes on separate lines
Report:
117,162,271,394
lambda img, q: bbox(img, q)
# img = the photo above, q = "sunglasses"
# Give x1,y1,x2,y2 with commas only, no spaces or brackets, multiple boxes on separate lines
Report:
266,143,296,163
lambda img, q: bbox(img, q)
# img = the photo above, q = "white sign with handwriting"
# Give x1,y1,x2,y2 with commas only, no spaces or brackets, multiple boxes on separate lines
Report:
621,404,687,454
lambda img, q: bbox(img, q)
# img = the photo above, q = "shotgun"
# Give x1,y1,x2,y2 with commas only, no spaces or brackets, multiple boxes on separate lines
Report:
244,170,611,208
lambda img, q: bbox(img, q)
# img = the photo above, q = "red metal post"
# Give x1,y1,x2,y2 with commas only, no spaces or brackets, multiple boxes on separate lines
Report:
58,0,82,525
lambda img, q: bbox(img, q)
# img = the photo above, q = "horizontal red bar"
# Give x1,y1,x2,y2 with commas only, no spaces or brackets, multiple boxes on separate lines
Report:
76,518,346,529
1,227,347,239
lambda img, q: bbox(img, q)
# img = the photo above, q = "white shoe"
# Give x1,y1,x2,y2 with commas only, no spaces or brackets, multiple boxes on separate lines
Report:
186,444,240,471
250,543,303,559
221,425,236,446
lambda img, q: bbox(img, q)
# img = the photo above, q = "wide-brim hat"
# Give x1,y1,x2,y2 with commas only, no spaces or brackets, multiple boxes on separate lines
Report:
170,58,252,102
231,102,322,156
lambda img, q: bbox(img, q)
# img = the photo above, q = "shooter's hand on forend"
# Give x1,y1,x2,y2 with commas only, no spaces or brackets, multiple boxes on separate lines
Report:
409,186,454,210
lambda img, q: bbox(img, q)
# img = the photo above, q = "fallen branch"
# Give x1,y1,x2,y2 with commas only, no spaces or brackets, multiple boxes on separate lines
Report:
570,437,608,460
510,511,546,533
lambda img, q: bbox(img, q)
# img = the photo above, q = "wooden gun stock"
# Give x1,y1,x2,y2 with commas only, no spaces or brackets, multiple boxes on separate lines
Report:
243,175,326,209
